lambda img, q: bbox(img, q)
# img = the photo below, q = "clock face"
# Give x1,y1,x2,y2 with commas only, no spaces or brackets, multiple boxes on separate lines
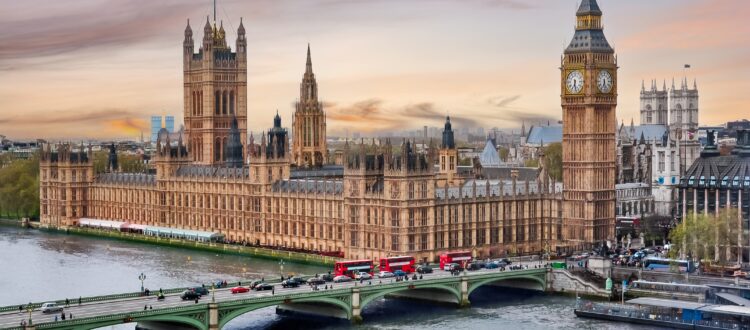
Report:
597,70,613,93
566,70,584,94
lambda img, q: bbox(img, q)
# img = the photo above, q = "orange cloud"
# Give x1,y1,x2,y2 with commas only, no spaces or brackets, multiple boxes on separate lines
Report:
105,118,148,137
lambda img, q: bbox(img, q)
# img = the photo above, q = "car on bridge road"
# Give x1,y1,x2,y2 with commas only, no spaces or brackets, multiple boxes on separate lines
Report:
254,283,274,291
249,280,264,289
190,287,209,296
40,302,63,314
180,290,201,301
230,286,250,294
377,271,395,278
307,277,326,286
319,273,334,282
356,272,372,280
416,265,433,274
393,270,406,277
282,280,300,288
333,275,352,283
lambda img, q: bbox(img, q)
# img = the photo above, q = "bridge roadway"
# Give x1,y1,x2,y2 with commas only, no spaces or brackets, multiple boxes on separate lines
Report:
0,266,548,330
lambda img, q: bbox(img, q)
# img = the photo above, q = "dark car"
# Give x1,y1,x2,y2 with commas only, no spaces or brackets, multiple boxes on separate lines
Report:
254,283,274,291
500,258,512,265
416,265,433,274
319,273,334,282
190,286,209,296
180,290,201,300
307,277,326,285
281,280,299,288
485,262,499,269
249,280,264,289
466,262,481,271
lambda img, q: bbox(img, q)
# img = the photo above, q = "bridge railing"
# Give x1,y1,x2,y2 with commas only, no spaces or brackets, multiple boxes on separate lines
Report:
30,304,207,329
0,275,301,314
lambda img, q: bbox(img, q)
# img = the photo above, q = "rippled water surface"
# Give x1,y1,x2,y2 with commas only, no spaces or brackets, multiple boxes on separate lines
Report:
0,225,654,329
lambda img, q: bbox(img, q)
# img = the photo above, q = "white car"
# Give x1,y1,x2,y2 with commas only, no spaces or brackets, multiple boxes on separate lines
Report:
333,275,352,283
377,271,395,278
356,272,372,280
40,302,63,314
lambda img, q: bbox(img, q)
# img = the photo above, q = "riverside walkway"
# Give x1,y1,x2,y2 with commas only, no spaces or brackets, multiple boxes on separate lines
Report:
0,267,548,330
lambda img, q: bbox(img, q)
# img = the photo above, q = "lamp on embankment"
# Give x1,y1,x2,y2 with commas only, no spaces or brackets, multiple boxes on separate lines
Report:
139,272,147,292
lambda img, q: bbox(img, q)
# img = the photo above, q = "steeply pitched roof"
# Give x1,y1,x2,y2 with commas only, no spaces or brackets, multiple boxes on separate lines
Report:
526,125,562,145
577,0,602,16
479,139,502,167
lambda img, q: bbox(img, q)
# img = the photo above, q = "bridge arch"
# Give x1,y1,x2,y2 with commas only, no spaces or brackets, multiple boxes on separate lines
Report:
359,283,462,311
218,296,351,329
467,274,546,296
85,314,207,330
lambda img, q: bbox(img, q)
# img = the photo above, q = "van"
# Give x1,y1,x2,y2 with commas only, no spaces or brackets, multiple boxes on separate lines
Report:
40,302,63,314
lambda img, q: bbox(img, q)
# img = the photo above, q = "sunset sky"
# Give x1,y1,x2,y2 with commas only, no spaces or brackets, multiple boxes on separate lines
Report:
1,0,748,140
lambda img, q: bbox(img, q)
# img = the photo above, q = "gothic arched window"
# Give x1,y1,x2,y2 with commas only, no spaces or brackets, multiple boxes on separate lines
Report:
222,91,228,115
215,91,221,115
229,91,235,115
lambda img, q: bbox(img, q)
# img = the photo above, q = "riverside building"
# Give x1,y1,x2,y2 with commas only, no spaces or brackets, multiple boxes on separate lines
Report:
39,0,619,261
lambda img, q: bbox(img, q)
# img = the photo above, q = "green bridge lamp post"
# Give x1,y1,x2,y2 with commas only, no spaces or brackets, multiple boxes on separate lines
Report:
26,304,33,326
139,273,147,292
279,259,285,278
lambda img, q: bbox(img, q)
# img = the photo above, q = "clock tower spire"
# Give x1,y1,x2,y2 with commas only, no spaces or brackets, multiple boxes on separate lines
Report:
561,0,617,248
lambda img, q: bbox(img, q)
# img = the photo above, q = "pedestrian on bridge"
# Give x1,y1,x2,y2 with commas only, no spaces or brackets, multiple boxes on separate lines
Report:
144,305,148,310
69,313,73,319
18,305,22,313
61,311,66,320
78,297,82,306
54,315,58,322
272,287,275,295
65,298,70,307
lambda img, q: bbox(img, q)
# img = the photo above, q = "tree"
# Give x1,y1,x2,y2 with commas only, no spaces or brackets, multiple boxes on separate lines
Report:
668,209,745,265
640,215,671,247
498,147,510,162
543,142,562,182
524,158,539,168
0,153,40,219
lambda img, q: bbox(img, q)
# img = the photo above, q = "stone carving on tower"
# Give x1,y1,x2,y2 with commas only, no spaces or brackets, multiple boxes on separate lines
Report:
183,15,247,165
561,0,617,246
292,45,328,167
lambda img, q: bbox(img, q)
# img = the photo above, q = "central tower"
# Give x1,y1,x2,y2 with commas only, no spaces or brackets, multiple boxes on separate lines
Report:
292,45,328,167
561,0,617,247
183,16,247,165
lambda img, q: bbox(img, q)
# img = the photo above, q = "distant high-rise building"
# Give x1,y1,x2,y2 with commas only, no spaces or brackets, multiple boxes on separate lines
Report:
150,116,162,143
165,116,175,134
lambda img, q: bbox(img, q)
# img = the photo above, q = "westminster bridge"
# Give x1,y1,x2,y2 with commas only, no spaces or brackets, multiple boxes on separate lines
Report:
0,267,589,330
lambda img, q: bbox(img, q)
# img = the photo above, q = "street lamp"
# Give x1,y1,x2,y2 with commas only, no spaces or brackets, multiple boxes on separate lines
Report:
139,273,147,292
279,259,285,278
26,303,33,326
211,283,216,303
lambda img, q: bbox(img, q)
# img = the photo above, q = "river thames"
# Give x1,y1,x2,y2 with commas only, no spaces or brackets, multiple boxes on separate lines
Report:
0,225,656,329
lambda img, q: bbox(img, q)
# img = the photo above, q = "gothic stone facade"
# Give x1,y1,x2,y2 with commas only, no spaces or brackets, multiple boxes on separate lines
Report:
40,2,615,261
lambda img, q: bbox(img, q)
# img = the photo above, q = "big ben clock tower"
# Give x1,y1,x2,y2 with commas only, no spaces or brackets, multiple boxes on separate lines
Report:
561,0,617,248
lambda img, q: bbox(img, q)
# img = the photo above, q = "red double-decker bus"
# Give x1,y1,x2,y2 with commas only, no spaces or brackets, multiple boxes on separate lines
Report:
378,256,416,273
334,259,374,278
439,251,472,270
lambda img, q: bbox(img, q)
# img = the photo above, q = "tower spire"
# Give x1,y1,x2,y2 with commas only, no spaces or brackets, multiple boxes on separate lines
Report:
213,0,216,24
306,43,313,74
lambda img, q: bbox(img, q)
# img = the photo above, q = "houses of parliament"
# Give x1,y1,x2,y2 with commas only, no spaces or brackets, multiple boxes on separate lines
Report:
39,0,617,261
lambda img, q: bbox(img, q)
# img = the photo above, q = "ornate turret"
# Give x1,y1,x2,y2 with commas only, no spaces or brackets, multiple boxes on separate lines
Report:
107,143,119,172
225,116,244,167
292,44,327,167
441,116,455,149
